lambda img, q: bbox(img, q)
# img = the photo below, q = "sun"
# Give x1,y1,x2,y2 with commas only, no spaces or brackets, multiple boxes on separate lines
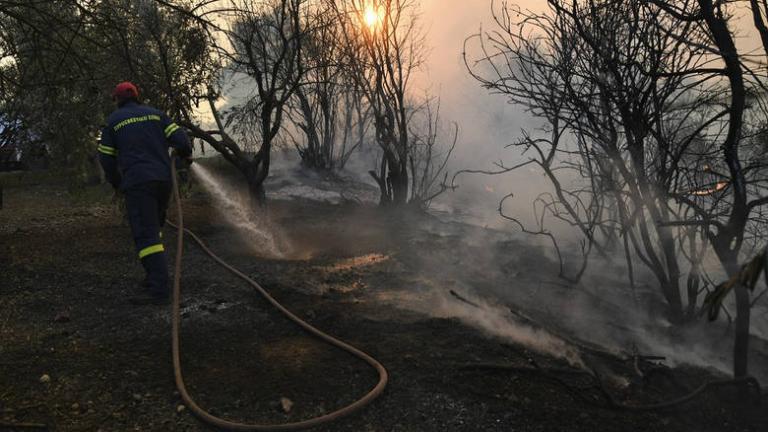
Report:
363,5,381,30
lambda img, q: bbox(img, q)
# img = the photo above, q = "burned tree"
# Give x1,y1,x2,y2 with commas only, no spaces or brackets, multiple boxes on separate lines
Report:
466,1,714,313
406,96,458,207
647,0,768,378
183,0,305,204
286,1,371,171
467,0,768,377
331,0,455,207
333,0,421,204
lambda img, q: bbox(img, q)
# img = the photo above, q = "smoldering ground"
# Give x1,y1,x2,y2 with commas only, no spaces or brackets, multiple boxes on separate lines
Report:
5,180,766,432
413,0,768,381
184,0,768,386
186,155,768,386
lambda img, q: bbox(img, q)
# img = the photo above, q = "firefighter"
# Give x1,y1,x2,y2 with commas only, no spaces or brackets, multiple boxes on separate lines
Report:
98,82,192,305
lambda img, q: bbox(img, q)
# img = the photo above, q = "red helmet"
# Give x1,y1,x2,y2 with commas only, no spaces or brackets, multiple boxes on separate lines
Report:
112,81,139,101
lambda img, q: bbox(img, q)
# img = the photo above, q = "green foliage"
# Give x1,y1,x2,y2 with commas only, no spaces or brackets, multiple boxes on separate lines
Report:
1,2,92,170
0,0,216,180
87,0,215,116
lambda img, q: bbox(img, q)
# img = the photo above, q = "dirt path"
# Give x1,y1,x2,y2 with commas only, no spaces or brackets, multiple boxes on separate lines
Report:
1,183,766,431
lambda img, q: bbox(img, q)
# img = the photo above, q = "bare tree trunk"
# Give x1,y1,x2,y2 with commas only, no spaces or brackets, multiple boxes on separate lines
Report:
390,164,409,205
658,225,684,322
248,179,267,207
370,153,389,204
719,253,752,378
244,150,270,208
733,285,751,378
698,0,751,378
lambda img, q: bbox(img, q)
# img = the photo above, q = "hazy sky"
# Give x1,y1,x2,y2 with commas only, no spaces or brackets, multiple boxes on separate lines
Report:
415,0,534,164
410,1,550,223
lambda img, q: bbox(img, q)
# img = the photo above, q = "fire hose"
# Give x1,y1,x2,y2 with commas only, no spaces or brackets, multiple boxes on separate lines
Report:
167,158,388,430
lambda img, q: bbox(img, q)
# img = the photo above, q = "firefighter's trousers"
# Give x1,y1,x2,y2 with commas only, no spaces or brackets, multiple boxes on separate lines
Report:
124,181,171,296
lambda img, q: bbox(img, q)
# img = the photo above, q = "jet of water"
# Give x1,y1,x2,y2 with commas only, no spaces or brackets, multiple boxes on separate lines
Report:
190,163,284,257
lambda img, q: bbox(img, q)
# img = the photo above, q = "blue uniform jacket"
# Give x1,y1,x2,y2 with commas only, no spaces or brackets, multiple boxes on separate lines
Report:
98,101,192,190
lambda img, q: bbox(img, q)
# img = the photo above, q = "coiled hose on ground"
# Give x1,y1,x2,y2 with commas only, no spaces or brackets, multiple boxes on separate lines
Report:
167,159,388,430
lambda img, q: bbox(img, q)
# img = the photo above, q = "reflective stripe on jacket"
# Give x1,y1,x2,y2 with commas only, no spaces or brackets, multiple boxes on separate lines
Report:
98,101,192,189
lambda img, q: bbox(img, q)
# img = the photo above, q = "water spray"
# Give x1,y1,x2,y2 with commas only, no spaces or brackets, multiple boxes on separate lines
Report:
168,158,388,430
190,163,284,257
